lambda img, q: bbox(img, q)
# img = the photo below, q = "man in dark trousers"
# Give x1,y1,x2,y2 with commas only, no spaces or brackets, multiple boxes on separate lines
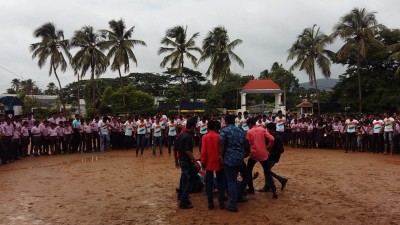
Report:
174,120,200,209
219,114,249,212
71,114,81,153
259,122,288,192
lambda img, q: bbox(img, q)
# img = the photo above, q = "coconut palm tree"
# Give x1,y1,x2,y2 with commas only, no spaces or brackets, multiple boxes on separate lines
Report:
30,22,71,112
199,26,244,84
71,26,109,113
101,19,147,112
158,25,202,109
333,8,384,113
287,25,335,116
388,42,400,76
20,79,35,95
11,79,21,92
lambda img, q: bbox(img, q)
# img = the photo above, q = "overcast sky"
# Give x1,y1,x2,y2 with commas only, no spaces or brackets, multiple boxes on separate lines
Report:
0,0,399,93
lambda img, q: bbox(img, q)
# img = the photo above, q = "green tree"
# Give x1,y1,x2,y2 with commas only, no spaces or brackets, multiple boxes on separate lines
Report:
20,79,42,95
333,8,385,113
388,29,400,75
332,28,400,112
260,62,300,110
44,82,58,95
30,22,71,112
127,72,171,97
164,67,206,102
6,88,16,94
287,25,334,116
11,79,21,92
199,26,244,83
71,26,109,114
101,84,154,114
158,25,202,108
101,19,147,111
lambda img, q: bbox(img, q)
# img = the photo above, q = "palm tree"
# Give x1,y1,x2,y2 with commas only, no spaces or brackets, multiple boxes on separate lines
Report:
333,8,384,113
71,26,109,113
30,22,71,112
158,25,202,109
287,25,335,116
101,19,147,112
20,79,35,95
199,26,244,84
388,42,400,76
11,79,21,92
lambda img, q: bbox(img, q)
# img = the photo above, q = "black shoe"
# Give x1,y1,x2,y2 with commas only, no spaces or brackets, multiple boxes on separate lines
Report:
237,197,248,203
258,187,271,192
272,192,278,199
179,203,193,209
247,188,255,194
208,204,214,210
227,206,238,212
280,178,288,191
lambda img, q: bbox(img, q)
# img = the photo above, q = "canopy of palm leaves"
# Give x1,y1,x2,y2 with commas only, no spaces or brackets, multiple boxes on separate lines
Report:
158,25,202,75
199,26,244,83
71,26,109,78
101,19,147,75
287,25,334,85
30,22,71,75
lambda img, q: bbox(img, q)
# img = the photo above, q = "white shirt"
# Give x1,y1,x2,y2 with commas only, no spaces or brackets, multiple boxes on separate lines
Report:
240,118,249,131
152,123,162,137
136,121,146,135
345,119,358,133
275,117,286,132
124,121,134,136
197,121,208,135
167,122,177,136
372,119,383,134
98,120,109,135
383,117,394,132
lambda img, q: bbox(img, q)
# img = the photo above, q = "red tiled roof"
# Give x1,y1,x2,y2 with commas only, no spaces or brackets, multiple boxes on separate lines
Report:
296,102,313,108
242,80,281,90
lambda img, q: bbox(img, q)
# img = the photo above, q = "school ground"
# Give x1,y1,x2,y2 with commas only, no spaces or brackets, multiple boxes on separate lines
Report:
0,147,399,225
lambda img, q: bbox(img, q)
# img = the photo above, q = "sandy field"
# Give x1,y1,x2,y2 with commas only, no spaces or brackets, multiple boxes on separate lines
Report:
0,147,399,225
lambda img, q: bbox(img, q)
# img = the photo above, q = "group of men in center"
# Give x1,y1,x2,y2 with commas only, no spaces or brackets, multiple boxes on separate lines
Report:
174,113,288,212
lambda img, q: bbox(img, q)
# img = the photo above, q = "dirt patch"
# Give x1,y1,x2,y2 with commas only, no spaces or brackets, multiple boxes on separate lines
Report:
0,148,399,224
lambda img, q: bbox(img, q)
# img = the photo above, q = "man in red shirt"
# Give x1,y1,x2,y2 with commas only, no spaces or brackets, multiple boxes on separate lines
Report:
200,121,224,210
245,118,278,198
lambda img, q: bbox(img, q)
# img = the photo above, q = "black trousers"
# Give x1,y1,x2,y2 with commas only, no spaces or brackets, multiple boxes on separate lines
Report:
71,129,80,152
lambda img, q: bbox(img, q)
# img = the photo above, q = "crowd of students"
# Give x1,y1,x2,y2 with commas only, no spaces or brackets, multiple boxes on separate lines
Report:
0,111,222,165
274,111,400,156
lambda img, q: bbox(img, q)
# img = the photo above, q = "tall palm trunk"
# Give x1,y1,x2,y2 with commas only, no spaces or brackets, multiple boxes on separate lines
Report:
312,64,321,117
91,72,96,115
118,68,126,114
77,72,81,116
52,64,66,113
356,52,362,113
178,57,185,114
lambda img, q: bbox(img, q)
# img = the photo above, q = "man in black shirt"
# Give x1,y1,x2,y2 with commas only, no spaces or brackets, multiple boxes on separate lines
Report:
259,122,288,192
174,120,200,209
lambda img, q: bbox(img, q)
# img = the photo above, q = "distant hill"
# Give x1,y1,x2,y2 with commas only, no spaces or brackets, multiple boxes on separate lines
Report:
299,78,339,90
